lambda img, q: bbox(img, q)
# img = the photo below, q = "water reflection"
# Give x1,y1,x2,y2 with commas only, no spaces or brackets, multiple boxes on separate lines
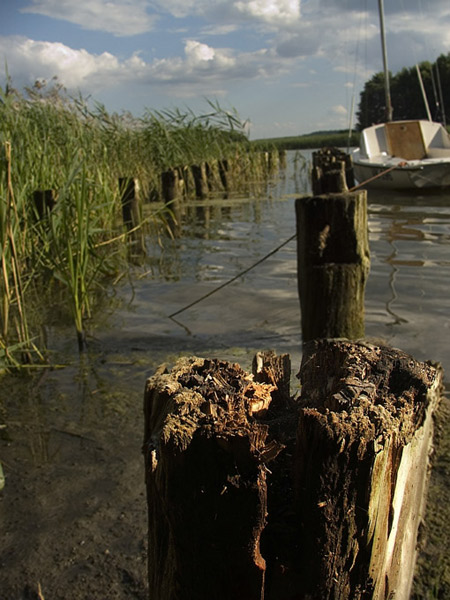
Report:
364,185,450,370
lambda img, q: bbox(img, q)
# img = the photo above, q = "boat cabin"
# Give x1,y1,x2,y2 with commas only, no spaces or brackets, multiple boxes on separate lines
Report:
359,120,450,161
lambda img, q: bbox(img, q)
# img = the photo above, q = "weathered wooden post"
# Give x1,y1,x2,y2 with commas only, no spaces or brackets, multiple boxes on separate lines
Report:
143,345,442,599
161,168,181,204
191,163,209,199
143,356,282,600
119,177,145,254
32,189,56,220
161,168,183,235
218,159,230,194
295,188,370,342
312,147,355,195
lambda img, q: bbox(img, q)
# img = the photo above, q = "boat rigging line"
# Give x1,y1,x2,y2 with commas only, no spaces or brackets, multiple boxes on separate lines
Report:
168,233,297,319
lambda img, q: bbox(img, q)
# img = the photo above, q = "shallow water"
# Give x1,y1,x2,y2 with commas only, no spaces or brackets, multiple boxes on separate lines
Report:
102,150,450,383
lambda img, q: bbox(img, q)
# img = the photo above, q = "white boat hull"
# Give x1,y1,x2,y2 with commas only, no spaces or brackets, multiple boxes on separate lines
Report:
353,156,450,189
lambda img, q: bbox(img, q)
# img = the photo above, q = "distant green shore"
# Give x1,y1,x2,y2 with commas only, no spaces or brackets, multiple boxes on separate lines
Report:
251,129,360,151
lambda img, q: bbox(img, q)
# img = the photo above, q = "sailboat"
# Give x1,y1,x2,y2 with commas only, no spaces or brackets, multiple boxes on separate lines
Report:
352,0,450,189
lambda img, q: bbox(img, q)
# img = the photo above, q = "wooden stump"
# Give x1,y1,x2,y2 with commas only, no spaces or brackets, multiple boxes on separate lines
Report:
191,163,209,199
143,344,442,599
143,356,286,600
119,177,145,255
312,147,355,194
294,339,442,599
32,189,56,220
161,168,182,204
295,190,370,342
161,168,183,235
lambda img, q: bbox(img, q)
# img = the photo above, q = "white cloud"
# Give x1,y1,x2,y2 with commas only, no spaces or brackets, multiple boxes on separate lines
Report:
330,104,347,116
21,0,157,36
233,0,300,26
21,0,302,33
0,35,287,97
185,40,216,64
114,0,301,30
0,36,145,89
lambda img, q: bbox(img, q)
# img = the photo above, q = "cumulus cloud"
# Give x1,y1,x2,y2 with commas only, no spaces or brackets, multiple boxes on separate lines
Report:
330,104,347,116
23,0,302,33
149,0,302,24
148,41,279,88
233,0,300,26
21,0,157,36
21,0,303,35
0,36,146,90
0,35,286,96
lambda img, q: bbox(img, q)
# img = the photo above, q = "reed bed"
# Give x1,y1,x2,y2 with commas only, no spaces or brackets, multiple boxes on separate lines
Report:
0,82,271,369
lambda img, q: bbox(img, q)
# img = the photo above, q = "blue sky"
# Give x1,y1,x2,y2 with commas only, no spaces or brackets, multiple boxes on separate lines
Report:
1,0,449,138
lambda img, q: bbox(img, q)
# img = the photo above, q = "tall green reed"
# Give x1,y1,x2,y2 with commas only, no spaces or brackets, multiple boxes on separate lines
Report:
0,80,253,366
0,142,31,366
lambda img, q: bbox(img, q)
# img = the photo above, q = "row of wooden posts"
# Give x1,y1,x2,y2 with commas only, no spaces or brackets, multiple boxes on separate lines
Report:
32,149,286,249
143,149,443,599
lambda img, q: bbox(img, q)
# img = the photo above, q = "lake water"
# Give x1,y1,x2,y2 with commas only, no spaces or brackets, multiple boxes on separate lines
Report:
99,149,450,389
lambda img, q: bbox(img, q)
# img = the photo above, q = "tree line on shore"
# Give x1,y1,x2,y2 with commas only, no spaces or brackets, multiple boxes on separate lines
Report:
357,52,450,128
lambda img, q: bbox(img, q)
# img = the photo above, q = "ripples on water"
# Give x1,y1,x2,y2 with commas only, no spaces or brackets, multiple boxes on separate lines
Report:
104,150,450,389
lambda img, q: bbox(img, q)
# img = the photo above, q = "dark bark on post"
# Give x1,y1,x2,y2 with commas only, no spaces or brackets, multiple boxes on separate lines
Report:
295,190,370,342
161,168,181,204
32,189,56,220
161,169,182,235
218,159,230,195
191,163,209,199
119,177,145,254
312,147,355,195
143,344,442,599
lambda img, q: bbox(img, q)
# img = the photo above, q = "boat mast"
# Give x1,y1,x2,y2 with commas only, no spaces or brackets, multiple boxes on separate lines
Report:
378,0,393,121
